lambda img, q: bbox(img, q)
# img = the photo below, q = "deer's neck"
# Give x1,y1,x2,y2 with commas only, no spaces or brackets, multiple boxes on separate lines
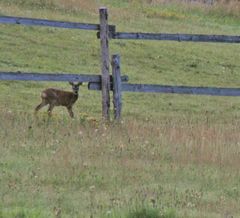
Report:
72,91,79,96
73,92,79,100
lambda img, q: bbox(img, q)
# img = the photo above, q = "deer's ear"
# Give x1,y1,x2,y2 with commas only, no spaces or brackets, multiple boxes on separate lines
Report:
77,82,83,86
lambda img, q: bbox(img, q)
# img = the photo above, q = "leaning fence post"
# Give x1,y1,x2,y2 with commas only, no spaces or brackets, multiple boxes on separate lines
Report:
99,7,110,120
112,54,122,120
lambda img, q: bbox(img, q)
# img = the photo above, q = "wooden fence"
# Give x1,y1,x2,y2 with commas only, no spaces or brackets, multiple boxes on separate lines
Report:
0,8,115,120
0,8,240,120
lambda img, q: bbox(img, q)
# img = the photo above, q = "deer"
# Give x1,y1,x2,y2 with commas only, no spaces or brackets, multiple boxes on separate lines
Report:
35,82,82,118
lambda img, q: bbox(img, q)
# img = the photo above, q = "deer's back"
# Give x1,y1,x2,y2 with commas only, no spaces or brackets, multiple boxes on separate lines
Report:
41,88,78,106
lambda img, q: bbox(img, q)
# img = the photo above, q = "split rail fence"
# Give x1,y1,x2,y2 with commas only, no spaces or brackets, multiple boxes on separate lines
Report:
0,8,240,120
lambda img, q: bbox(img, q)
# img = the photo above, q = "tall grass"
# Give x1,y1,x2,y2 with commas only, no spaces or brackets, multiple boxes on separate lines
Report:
0,110,240,217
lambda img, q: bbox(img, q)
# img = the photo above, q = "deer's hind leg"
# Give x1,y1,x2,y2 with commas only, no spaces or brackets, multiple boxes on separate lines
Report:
35,99,48,113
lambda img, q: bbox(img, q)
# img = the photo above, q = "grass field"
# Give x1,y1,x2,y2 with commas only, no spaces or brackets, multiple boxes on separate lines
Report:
0,1,240,218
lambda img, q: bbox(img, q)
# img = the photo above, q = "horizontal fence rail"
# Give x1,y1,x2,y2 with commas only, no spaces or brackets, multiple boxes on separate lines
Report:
0,16,116,32
113,32,240,43
88,82,240,97
1,17,239,43
0,71,128,82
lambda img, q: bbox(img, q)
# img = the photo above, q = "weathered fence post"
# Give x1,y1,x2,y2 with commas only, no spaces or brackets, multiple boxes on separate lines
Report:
112,54,122,120
99,7,110,120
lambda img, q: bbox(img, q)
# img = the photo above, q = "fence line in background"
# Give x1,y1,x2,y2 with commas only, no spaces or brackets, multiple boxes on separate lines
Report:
0,8,240,120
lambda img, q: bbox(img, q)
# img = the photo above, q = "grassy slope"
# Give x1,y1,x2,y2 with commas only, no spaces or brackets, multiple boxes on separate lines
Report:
0,1,240,218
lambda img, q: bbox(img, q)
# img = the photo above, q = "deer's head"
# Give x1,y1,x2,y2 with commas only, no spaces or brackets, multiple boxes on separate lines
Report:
69,82,82,95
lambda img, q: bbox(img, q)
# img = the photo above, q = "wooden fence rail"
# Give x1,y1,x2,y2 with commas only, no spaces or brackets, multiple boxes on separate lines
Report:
112,32,240,43
0,16,116,32
88,82,240,97
0,71,128,83
1,16,239,44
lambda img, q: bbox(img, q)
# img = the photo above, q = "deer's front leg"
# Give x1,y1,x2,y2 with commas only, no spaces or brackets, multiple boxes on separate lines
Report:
67,106,74,118
48,104,54,116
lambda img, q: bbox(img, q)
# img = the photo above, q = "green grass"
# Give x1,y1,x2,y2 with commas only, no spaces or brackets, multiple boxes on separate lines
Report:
0,1,240,218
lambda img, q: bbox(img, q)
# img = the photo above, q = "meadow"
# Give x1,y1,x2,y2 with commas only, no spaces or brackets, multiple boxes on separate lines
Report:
0,0,240,217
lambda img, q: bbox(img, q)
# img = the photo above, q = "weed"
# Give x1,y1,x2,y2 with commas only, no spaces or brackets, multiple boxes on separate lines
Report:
126,206,176,218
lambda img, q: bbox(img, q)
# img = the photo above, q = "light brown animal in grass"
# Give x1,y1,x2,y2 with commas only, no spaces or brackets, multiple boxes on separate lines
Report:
35,82,82,118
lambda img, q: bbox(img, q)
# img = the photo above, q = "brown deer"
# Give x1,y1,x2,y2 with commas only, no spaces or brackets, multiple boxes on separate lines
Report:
35,82,82,118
